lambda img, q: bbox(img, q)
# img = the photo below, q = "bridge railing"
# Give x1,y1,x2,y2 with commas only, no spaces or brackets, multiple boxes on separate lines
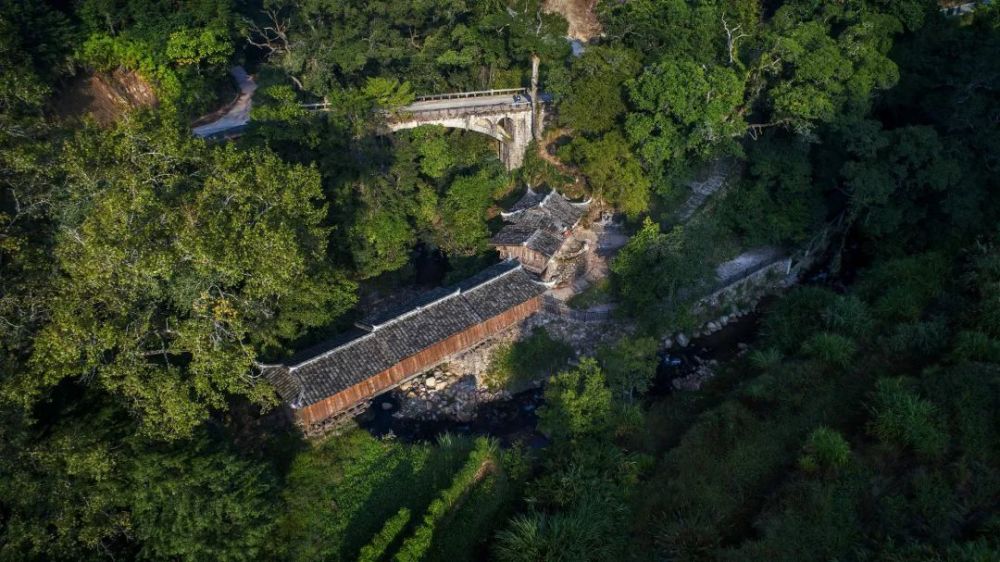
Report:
302,88,533,112
300,102,333,110
386,103,532,121
413,88,527,102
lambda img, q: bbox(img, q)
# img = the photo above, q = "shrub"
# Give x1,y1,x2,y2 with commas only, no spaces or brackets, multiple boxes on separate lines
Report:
798,427,851,473
537,359,614,442
277,431,473,561
857,253,949,323
597,336,659,402
484,327,573,391
357,508,411,562
868,378,947,459
951,331,1000,363
821,295,875,340
801,332,857,368
761,287,840,353
393,439,499,562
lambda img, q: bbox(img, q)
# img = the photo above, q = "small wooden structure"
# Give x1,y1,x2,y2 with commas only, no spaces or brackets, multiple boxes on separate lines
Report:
489,189,589,275
263,261,546,434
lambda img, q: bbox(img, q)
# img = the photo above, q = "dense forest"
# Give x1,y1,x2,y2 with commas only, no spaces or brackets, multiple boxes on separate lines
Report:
1,0,998,560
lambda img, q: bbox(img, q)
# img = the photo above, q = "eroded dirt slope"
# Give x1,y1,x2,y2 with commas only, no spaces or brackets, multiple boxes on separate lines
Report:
53,69,157,126
544,0,602,41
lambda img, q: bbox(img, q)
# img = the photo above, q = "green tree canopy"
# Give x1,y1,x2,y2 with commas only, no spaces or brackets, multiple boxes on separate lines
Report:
538,359,614,442
19,119,356,439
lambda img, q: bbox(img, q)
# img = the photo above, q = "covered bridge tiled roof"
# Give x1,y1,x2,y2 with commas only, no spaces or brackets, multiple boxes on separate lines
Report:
264,261,545,408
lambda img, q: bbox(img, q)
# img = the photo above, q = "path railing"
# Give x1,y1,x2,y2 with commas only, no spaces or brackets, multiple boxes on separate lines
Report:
541,295,613,323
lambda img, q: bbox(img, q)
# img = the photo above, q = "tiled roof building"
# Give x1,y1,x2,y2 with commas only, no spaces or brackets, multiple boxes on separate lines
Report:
490,189,589,274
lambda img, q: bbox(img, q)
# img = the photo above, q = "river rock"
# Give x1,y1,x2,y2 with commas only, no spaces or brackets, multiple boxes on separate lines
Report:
381,402,393,411
676,333,690,347
424,376,436,388
708,321,720,333
435,380,448,391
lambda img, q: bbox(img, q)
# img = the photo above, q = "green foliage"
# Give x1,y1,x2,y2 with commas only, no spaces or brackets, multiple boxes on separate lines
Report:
761,287,841,353
393,438,499,562
798,427,851,474
564,132,651,217
868,378,948,459
801,332,857,369
485,327,573,391
952,331,1000,363
18,119,356,439
166,27,232,67
493,494,626,562
75,0,237,113
424,457,513,561
821,295,877,342
548,46,640,134
611,219,726,331
718,137,823,246
364,77,416,110
626,59,746,169
357,508,411,562
3,1,1000,561
0,408,279,561
268,0,567,95
842,126,966,246
412,126,455,179
765,11,900,133
596,336,659,402
438,165,507,256
858,253,950,323
127,437,278,561
277,430,474,562
720,475,867,562
538,359,614,442
349,201,416,278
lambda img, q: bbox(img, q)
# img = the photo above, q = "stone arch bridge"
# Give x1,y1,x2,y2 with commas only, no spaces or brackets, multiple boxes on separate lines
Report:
304,88,538,170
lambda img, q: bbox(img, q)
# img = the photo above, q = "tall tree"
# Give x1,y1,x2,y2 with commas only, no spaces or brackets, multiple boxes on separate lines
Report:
17,119,356,439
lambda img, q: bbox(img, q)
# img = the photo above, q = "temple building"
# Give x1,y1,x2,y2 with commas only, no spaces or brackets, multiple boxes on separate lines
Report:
264,261,546,433
489,188,590,276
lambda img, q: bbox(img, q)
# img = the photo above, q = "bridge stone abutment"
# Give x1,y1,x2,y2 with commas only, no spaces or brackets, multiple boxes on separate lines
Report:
305,88,543,170
388,109,532,170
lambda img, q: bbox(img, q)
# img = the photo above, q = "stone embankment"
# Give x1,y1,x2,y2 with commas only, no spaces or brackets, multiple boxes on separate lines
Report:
389,307,628,421
392,368,515,422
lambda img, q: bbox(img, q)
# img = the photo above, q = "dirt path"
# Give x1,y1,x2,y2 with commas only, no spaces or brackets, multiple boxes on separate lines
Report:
192,67,256,138
537,127,582,180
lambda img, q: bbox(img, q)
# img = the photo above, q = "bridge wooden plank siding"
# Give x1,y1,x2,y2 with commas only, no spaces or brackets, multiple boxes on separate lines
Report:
263,261,546,435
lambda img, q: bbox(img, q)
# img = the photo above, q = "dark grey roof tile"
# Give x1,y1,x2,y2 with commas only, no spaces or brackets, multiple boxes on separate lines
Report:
273,261,544,408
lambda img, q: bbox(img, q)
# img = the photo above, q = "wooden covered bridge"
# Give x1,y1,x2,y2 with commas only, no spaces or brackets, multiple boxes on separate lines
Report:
263,261,546,434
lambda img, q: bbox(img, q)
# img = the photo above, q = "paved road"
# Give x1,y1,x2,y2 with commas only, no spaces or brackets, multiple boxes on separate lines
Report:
193,67,256,138
403,94,531,113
